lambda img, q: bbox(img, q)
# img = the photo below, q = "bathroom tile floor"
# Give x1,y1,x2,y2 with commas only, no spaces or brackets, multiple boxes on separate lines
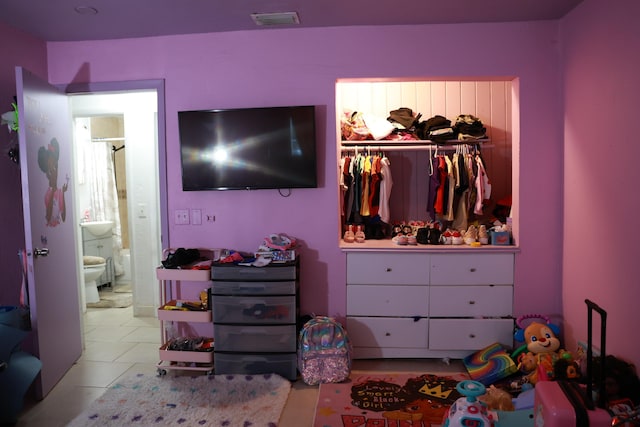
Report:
15,306,465,426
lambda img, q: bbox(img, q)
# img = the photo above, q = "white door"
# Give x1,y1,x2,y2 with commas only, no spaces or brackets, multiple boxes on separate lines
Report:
16,67,82,398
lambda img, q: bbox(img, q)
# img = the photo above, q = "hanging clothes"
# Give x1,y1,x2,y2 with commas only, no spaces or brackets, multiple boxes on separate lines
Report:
339,156,351,223
426,153,439,221
444,155,455,221
368,155,382,218
360,155,372,217
340,143,490,234
451,149,470,231
340,151,394,226
474,154,491,215
378,156,393,223
434,155,447,215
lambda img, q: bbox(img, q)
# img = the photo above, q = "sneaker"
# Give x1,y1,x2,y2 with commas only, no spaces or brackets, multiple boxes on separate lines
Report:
478,225,489,245
343,225,355,243
392,235,408,245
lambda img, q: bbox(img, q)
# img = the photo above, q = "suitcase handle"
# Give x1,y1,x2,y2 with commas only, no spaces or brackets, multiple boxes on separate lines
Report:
585,299,607,409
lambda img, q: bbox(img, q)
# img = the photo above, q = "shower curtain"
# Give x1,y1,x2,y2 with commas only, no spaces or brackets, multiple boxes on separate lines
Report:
76,120,124,276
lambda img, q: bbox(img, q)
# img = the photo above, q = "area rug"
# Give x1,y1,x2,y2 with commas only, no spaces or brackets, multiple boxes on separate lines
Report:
68,373,291,426
314,372,469,427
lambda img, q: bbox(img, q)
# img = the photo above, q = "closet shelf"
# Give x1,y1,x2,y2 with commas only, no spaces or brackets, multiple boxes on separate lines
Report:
340,139,490,152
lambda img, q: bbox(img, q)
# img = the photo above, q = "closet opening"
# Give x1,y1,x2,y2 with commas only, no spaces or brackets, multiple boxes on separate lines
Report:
335,78,518,247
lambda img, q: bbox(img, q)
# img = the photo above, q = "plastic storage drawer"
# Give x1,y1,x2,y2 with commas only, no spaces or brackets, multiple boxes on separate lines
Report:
214,324,297,352
213,295,296,324
211,280,296,296
214,352,297,380
211,263,297,281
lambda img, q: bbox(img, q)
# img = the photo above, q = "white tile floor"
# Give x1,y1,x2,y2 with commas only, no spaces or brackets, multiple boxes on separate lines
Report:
15,306,465,426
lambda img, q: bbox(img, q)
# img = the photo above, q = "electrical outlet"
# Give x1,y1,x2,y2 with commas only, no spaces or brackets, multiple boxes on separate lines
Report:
137,203,147,219
174,209,189,225
206,213,216,222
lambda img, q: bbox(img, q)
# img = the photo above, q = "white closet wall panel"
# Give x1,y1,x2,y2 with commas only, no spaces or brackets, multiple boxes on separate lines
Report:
338,81,511,136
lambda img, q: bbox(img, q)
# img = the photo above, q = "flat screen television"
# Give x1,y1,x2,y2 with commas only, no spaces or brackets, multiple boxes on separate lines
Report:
178,105,318,191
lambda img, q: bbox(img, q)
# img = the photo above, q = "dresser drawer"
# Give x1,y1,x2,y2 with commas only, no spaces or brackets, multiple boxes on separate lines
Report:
430,253,513,285
346,252,429,285
347,285,429,317
214,352,297,380
428,318,514,350
213,295,296,324
211,280,296,296
429,285,512,317
346,316,428,349
214,324,297,352
211,263,297,281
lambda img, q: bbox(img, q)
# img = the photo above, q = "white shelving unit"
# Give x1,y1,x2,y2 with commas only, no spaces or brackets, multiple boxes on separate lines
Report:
156,248,218,375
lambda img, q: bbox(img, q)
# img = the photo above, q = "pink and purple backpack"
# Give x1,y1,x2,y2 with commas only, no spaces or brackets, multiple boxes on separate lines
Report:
298,316,352,385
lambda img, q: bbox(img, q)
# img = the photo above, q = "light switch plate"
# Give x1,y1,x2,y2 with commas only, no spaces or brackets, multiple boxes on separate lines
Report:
175,209,189,225
191,209,202,225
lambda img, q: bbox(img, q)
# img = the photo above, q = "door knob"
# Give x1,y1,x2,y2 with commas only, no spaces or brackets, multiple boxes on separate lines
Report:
33,248,49,258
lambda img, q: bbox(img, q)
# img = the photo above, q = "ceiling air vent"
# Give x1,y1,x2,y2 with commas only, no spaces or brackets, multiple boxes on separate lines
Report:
250,12,300,27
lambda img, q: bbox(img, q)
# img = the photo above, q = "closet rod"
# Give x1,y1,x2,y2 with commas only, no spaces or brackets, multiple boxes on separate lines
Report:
340,143,486,152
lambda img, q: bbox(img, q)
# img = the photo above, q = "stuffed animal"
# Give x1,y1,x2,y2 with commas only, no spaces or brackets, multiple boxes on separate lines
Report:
522,321,561,355
479,385,515,411
516,351,540,384
513,316,563,384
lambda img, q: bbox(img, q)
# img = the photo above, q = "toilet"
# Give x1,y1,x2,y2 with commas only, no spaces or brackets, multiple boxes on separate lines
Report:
83,255,106,304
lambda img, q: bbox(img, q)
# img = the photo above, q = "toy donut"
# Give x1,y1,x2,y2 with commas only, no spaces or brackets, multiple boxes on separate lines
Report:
515,313,551,330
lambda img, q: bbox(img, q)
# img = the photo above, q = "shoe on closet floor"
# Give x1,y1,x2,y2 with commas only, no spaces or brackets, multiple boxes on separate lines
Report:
392,235,408,245
343,225,355,243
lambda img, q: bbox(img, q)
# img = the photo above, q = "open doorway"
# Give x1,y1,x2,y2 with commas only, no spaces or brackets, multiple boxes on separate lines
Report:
65,80,168,322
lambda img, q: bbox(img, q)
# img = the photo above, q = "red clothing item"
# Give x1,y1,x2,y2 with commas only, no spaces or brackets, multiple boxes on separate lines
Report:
434,156,447,215
368,156,382,217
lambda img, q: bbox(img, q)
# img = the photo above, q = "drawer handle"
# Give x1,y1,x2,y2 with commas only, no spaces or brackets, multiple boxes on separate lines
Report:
386,267,392,272
468,300,476,305
385,332,391,336
469,268,477,272
469,334,476,339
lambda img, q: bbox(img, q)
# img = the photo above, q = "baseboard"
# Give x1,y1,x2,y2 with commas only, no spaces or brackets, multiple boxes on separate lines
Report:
135,305,156,318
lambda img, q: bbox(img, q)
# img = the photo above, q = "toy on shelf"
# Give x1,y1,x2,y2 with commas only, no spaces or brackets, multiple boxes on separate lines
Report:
442,380,495,427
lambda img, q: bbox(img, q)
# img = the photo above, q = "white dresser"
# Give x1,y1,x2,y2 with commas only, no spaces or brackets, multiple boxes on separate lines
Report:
346,251,514,359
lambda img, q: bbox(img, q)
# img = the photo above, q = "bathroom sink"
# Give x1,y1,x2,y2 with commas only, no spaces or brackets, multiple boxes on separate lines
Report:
80,221,113,236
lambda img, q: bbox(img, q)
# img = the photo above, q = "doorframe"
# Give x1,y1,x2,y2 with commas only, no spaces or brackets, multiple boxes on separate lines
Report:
59,79,169,252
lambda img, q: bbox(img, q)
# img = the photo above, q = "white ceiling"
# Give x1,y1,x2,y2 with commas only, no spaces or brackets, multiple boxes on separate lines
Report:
1,0,583,42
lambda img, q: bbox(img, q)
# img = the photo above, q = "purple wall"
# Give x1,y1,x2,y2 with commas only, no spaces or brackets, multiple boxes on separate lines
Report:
46,21,565,322
562,0,640,368
5,0,637,368
0,23,47,306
